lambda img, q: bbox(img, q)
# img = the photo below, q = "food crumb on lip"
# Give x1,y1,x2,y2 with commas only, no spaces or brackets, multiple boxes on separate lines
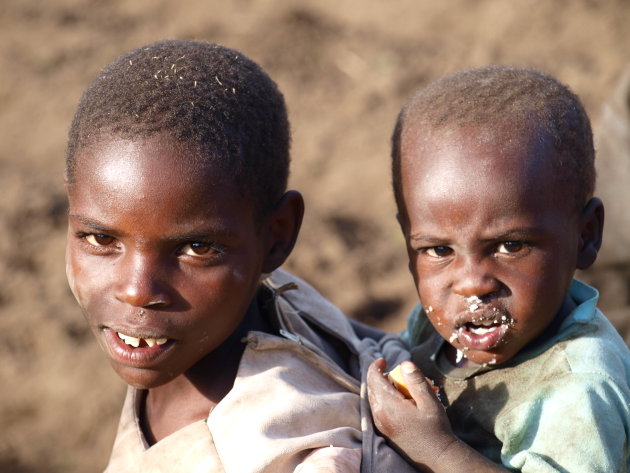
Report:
455,349,465,363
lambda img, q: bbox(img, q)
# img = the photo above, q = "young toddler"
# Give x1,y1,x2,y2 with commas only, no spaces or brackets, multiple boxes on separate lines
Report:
367,66,630,472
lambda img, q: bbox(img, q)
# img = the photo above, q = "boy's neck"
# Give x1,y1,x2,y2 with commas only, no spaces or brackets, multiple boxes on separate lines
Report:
141,291,272,444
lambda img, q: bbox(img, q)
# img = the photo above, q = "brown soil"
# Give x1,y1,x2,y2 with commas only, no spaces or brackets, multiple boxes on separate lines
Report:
1,1,629,471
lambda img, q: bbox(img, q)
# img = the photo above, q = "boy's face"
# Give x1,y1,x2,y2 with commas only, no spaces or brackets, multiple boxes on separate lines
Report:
399,124,585,366
66,133,274,389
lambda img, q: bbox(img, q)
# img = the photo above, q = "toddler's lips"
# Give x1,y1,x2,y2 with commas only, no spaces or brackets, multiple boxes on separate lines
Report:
456,323,508,351
452,310,513,352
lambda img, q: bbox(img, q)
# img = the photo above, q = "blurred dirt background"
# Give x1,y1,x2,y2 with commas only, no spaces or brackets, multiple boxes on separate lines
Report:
1,1,630,471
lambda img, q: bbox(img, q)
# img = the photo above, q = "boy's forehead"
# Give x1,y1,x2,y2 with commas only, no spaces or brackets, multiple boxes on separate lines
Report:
68,133,259,228
66,134,253,221
73,134,214,188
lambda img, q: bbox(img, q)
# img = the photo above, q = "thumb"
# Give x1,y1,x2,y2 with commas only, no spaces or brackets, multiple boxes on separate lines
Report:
400,361,438,405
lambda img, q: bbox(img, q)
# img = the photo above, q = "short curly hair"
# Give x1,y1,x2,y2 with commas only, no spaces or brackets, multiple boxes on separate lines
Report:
66,40,290,218
391,65,595,216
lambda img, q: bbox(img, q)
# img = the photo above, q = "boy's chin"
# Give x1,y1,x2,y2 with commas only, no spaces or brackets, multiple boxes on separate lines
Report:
110,363,172,390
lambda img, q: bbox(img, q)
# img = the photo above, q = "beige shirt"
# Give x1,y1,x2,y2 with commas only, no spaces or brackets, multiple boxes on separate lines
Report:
104,270,363,473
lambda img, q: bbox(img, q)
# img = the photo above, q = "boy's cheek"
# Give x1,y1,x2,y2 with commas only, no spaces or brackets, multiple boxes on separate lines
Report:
65,250,88,308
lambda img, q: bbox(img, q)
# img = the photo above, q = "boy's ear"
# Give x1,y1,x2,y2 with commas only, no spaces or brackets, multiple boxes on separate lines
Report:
576,197,605,270
262,190,304,273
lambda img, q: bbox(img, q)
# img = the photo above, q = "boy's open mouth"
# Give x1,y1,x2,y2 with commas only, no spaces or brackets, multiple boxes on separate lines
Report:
102,327,175,368
117,331,169,348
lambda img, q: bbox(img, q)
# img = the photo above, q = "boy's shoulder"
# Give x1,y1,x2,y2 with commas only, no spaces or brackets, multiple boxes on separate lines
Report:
261,269,362,351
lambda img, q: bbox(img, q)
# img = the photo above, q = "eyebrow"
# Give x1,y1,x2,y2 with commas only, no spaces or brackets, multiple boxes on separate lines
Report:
409,227,546,244
67,214,112,234
485,227,546,241
67,214,239,240
408,234,447,244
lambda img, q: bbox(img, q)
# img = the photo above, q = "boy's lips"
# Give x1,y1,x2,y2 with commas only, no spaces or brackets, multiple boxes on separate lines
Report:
101,326,175,367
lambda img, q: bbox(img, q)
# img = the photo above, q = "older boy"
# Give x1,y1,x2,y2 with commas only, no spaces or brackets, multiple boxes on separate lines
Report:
367,66,630,472
64,40,415,473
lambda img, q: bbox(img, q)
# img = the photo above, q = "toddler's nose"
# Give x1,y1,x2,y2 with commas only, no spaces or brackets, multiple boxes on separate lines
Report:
451,256,500,299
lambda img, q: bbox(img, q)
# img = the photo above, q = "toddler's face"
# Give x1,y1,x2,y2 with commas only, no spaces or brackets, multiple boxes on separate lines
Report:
65,133,268,388
399,125,581,367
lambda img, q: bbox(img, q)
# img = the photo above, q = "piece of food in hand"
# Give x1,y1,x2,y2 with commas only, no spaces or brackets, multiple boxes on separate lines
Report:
387,363,439,399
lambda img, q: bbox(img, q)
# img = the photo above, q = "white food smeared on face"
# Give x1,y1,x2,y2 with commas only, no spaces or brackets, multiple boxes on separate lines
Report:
455,349,466,364
465,295,482,312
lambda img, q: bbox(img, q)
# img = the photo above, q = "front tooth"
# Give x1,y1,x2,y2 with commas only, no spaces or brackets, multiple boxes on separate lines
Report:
145,338,156,347
118,332,140,347
156,338,168,346
469,326,495,335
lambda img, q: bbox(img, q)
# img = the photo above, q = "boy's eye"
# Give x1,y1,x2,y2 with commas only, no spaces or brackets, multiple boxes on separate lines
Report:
181,242,222,257
497,241,525,254
84,234,115,247
425,246,453,258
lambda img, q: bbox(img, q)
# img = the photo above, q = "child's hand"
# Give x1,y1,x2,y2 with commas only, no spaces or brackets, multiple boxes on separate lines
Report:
367,359,455,469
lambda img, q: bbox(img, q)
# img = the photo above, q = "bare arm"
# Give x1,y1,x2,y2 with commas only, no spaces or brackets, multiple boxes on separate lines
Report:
367,359,510,473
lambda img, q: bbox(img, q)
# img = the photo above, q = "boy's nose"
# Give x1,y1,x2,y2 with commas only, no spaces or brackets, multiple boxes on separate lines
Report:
114,254,172,308
451,256,500,299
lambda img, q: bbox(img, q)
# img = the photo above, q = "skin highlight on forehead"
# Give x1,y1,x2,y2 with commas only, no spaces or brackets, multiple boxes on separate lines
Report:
399,123,572,229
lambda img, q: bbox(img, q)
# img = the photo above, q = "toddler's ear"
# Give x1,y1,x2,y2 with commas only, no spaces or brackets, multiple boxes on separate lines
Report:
262,190,304,273
577,197,604,270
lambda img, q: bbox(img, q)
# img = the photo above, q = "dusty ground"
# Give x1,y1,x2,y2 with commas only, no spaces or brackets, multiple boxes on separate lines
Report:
1,1,629,471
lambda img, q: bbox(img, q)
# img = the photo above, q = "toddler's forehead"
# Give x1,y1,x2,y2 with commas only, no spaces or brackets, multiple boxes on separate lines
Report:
403,122,556,174
399,123,575,211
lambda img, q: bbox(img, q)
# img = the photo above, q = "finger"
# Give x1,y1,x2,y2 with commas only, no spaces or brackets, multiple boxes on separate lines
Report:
373,357,387,372
367,359,406,407
400,361,439,405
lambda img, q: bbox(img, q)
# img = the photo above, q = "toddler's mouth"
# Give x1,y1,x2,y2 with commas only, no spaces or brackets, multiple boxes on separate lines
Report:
451,309,514,352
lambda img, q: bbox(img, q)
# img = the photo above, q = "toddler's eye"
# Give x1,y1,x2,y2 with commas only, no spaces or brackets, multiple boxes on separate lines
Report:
181,242,222,257
497,241,524,254
84,234,114,247
425,246,453,258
